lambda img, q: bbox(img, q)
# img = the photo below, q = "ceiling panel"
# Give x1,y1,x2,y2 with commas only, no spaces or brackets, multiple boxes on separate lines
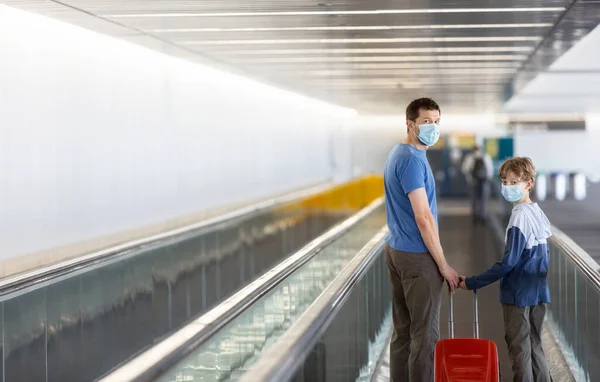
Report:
504,2,600,114
510,1,600,94
99,13,564,31
4,0,599,114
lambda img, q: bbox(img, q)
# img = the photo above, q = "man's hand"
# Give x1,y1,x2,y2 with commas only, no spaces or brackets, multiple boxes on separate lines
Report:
440,264,459,292
458,275,468,290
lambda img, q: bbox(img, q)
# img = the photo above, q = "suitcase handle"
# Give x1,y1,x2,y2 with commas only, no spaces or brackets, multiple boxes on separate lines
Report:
448,289,479,339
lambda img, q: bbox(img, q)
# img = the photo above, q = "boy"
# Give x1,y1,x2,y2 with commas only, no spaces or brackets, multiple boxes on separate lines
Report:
458,157,551,382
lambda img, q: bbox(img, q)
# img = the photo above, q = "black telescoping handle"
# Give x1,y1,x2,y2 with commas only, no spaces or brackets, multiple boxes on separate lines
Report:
473,289,479,339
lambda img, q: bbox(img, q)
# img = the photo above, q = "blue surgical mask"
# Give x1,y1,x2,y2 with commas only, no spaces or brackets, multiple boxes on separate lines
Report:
416,123,440,146
501,184,525,203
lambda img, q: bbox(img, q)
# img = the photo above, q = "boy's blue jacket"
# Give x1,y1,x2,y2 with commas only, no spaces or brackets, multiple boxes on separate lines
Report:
466,203,551,307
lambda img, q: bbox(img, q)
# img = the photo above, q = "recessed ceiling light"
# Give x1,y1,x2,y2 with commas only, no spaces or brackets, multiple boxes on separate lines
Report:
232,54,528,64
150,23,554,33
104,8,565,18
308,81,506,89
260,62,522,70
181,37,541,45
205,47,533,55
307,78,507,84
288,68,516,76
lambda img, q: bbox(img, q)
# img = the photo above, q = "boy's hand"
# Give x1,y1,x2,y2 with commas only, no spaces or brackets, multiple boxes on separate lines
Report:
440,265,459,292
458,275,468,290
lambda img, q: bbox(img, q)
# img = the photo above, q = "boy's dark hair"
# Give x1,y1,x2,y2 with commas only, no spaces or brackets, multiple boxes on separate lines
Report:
406,98,441,121
499,157,537,189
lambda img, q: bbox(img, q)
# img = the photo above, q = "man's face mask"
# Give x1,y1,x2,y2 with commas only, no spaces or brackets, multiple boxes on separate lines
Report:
413,122,440,147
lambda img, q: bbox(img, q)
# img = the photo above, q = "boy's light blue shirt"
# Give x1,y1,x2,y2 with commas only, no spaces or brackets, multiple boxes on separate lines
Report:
466,203,551,307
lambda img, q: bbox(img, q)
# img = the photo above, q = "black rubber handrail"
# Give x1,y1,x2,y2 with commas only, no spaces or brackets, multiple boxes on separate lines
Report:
0,183,332,299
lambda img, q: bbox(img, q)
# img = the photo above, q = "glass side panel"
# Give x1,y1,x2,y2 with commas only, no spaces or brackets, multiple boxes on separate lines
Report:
546,240,600,381
0,209,348,382
289,251,392,382
158,207,386,382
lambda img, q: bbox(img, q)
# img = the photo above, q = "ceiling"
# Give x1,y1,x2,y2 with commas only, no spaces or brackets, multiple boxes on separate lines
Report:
505,10,600,114
2,0,599,114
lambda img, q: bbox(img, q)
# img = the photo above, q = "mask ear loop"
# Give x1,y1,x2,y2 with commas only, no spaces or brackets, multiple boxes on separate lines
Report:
409,120,419,139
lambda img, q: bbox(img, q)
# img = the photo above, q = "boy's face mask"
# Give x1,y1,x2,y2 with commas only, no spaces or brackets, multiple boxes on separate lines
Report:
501,184,525,202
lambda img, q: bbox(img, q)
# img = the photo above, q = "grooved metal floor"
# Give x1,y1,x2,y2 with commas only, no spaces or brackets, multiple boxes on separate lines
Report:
439,215,514,381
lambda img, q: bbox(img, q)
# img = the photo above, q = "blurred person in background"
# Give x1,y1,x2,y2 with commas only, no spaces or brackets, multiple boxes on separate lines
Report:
462,146,493,224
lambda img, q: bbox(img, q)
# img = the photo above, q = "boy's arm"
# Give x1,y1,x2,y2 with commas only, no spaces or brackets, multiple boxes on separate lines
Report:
465,224,529,290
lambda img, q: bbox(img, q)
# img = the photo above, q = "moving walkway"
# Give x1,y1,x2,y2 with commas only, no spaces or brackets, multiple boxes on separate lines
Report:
0,176,383,381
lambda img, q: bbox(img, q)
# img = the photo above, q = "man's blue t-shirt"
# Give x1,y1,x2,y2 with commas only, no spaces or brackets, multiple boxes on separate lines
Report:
384,143,437,253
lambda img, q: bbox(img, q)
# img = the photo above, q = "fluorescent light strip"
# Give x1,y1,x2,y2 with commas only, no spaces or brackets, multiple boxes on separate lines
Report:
310,85,505,90
349,89,503,93
215,47,533,55
504,114,585,123
105,8,565,18
264,62,522,70
314,82,504,87
182,36,541,45
311,85,505,90
291,68,516,76
325,88,496,92
315,83,505,89
343,92,501,97
309,77,513,84
151,23,554,33
235,54,528,63
308,78,507,85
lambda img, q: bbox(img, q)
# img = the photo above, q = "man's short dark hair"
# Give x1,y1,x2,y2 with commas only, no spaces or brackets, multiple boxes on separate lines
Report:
406,98,441,121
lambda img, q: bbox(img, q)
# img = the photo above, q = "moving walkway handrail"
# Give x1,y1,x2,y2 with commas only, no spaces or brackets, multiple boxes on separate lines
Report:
549,226,600,289
489,210,600,290
238,226,389,382
99,197,385,382
0,183,332,298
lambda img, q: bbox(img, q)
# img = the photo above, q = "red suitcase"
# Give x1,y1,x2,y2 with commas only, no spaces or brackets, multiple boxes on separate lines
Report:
434,290,500,382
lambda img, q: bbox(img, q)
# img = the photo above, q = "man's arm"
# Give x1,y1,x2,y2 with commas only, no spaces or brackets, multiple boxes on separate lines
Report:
408,188,459,290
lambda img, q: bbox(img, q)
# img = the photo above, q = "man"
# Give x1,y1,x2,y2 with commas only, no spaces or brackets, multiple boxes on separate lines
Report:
383,97,459,381
462,146,494,223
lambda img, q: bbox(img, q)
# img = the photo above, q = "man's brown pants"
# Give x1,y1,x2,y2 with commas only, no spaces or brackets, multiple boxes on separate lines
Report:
384,244,443,382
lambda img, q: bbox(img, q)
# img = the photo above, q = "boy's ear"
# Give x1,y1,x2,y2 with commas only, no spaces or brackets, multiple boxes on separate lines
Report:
526,179,534,191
